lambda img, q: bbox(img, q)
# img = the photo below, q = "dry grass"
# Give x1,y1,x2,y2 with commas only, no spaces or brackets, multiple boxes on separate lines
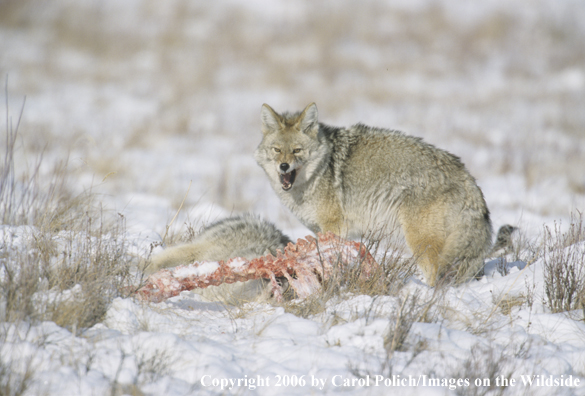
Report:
106,345,174,396
542,212,585,314
2,0,584,215
1,190,134,331
383,293,426,355
493,294,526,317
0,93,136,332
0,353,38,396
347,290,436,379
0,91,142,393
453,343,515,396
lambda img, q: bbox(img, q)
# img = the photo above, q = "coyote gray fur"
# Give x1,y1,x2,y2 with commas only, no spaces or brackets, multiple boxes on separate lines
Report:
254,103,493,286
490,224,518,256
146,214,292,303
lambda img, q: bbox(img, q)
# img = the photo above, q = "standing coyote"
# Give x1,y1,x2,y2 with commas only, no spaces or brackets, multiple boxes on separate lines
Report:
254,103,493,286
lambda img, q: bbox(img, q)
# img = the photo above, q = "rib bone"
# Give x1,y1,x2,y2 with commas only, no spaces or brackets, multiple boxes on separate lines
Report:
136,232,379,303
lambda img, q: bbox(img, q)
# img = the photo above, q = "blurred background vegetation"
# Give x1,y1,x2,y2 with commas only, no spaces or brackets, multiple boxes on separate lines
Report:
1,0,584,230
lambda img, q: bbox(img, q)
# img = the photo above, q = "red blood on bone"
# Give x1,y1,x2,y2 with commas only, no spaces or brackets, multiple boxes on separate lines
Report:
136,232,379,303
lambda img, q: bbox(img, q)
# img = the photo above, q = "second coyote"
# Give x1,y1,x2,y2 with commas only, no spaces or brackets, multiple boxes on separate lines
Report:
254,103,493,286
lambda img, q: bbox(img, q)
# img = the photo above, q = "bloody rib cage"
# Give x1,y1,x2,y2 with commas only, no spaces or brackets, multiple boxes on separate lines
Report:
136,232,379,303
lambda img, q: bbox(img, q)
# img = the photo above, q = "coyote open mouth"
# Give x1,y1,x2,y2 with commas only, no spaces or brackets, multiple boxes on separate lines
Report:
280,170,296,191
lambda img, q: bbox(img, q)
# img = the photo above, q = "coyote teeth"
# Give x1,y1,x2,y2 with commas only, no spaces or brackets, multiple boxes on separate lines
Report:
279,170,296,190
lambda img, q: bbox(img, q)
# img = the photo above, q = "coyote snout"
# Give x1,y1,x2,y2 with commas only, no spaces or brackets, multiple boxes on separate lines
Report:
279,163,296,190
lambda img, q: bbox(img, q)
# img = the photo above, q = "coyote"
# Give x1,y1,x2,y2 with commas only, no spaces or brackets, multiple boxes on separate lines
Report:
145,214,292,303
254,103,493,286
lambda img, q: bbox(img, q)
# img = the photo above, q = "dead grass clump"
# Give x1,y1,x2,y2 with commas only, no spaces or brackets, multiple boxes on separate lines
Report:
383,293,425,355
366,236,419,297
493,294,526,317
47,214,133,330
1,179,133,333
507,229,540,266
1,197,134,333
0,353,37,396
107,345,174,396
542,212,585,314
347,292,432,380
1,92,135,332
453,343,515,396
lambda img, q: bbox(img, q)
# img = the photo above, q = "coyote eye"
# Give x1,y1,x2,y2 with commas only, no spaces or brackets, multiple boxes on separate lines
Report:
273,147,281,153
293,148,302,154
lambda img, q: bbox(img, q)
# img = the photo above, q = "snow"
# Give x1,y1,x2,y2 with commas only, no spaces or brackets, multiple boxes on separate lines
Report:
228,258,248,269
1,0,585,394
173,262,221,278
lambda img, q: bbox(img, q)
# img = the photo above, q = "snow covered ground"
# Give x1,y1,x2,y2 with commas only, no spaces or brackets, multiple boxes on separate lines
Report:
1,0,585,395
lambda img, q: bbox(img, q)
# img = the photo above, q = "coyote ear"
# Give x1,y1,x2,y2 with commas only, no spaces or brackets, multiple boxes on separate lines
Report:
298,103,319,135
261,104,282,135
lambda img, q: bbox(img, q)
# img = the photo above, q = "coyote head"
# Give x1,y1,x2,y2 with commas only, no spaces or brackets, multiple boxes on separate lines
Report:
254,103,327,191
